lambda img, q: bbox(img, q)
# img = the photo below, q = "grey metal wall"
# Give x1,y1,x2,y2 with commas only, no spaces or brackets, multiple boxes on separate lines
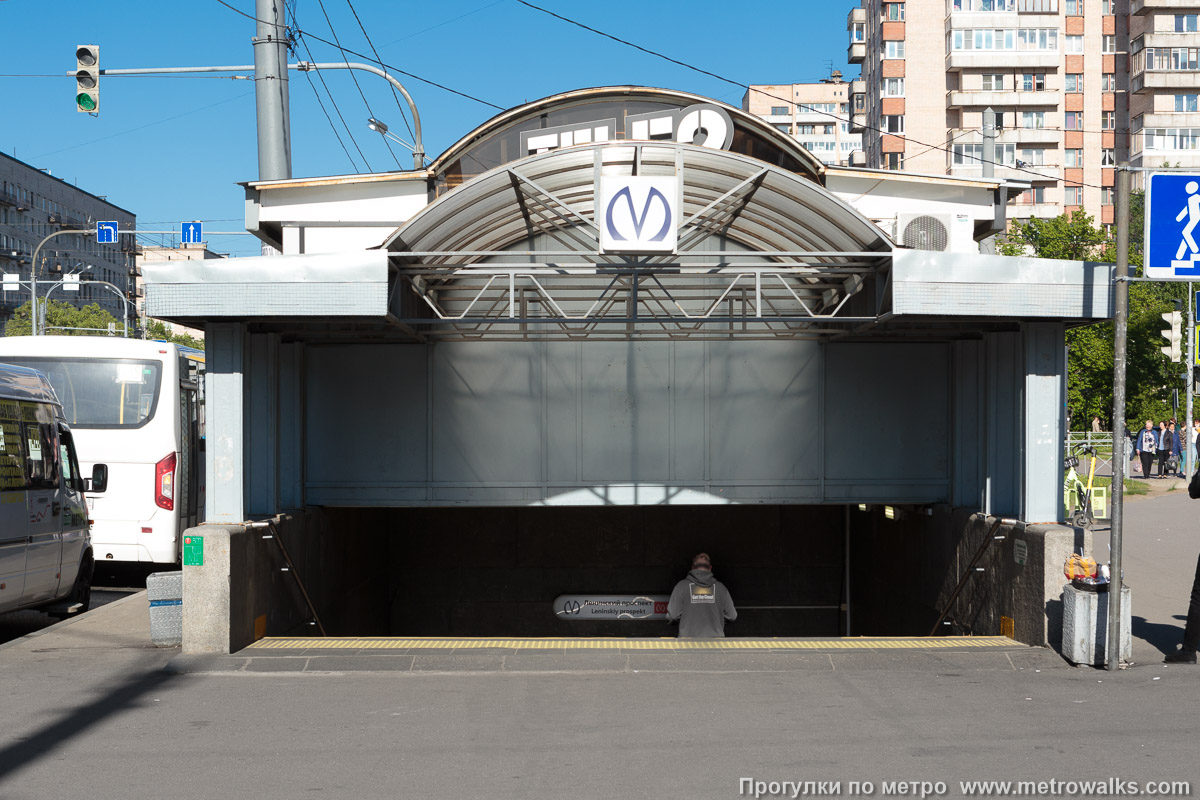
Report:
302,340,951,507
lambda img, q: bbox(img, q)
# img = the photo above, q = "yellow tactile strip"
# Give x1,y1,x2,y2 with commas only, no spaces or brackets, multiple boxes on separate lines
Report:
246,636,1017,651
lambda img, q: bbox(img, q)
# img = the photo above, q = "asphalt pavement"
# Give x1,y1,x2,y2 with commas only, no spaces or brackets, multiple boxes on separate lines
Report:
0,491,1196,800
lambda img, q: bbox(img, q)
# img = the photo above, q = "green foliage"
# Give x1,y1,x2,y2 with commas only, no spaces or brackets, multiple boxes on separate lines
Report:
142,319,203,350
3,299,122,338
1000,194,1191,430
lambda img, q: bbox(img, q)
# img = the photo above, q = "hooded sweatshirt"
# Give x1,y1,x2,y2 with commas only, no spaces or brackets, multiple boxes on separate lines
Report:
666,568,737,638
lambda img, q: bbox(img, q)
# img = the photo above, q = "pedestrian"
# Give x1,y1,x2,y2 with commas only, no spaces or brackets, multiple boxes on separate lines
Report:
666,553,737,638
1168,422,1184,477
1092,416,1102,433
1157,421,1171,478
1193,420,1199,465
1135,420,1158,479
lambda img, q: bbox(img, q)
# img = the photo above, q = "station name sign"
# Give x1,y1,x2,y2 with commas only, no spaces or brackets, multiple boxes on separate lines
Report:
519,103,735,158
553,594,671,620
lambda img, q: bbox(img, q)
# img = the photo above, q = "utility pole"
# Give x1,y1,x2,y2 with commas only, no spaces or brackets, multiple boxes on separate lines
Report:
253,0,292,181
1107,163,1131,671
982,108,996,180
1189,283,1195,479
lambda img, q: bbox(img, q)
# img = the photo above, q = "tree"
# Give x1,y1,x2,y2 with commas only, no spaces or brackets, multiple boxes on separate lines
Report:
3,299,122,337
142,319,203,350
997,196,1189,430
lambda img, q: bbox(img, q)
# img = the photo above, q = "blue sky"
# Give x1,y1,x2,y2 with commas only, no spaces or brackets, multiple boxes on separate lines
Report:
1,0,853,257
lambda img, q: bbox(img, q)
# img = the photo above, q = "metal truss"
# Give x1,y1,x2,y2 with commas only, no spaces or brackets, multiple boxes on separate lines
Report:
388,161,891,341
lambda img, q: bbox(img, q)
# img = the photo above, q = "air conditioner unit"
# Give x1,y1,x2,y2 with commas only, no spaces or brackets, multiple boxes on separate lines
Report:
894,213,976,253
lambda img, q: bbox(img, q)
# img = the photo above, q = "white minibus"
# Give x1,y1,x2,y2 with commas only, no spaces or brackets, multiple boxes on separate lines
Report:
0,363,104,616
0,337,203,565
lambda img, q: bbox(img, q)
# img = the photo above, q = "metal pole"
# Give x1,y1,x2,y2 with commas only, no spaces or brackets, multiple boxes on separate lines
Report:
27,229,93,336
1107,163,1131,671
254,0,291,181
1189,283,1195,478
982,108,996,179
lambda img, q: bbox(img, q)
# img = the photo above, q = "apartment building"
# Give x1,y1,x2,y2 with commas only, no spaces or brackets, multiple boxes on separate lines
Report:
0,151,137,329
847,0,1128,227
1130,2,1200,183
742,74,863,166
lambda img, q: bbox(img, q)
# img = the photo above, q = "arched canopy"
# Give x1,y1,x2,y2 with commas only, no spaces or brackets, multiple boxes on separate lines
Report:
382,140,892,341
428,86,827,196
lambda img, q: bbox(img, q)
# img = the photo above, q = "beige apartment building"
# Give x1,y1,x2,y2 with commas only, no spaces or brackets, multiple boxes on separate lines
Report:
1130,2,1200,184
742,74,863,166
848,0,1135,228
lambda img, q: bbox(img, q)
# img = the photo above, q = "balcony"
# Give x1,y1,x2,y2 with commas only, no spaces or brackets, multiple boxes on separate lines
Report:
946,90,1060,108
1132,70,1200,94
847,7,866,63
1132,0,1200,14
951,127,1063,145
850,112,867,133
848,150,868,167
947,51,1059,71
1007,202,1061,219
848,42,866,64
949,163,1063,182
1142,112,1200,128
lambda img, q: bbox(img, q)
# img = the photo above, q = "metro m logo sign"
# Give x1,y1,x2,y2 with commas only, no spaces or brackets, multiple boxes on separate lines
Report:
598,176,679,254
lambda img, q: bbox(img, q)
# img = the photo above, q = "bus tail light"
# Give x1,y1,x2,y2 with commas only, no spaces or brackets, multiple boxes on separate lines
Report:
155,452,176,510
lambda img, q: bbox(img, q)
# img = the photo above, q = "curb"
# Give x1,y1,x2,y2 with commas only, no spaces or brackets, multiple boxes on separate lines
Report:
0,589,147,654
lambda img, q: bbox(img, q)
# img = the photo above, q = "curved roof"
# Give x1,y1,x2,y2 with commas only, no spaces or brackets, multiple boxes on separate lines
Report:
386,140,891,262
428,86,827,187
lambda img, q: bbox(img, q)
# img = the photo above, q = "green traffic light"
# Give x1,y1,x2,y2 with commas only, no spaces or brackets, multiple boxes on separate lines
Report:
76,93,97,112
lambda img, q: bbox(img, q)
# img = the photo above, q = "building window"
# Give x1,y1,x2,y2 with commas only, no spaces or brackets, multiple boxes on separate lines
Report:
1177,15,1199,33
1102,0,1113,13
1102,110,1116,129
885,3,905,21
1019,147,1046,166
882,77,905,97
1022,111,1046,129
851,22,866,42
1065,111,1083,130
1102,188,1114,205
1066,35,1084,54
1065,148,1083,167
883,114,904,133
884,152,905,170
1065,186,1083,205
953,143,1016,166
1022,73,1046,92
982,73,1004,91
1065,0,1080,14
1015,186,1046,205
885,40,906,59
1065,74,1083,93
1176,94,1200,112
771,106,789,116
1017,29,1057,51
1102,74,1116,91
1102,35,1116,54
1102,148,1116,165
798,124,816,135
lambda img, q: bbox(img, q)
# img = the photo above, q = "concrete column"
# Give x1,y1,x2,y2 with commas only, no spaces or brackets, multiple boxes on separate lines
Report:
1021,322,1066,523
205,322,247,523
247,332,280,516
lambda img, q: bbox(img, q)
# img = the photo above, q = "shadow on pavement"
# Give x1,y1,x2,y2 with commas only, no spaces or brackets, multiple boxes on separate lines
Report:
0,669,173,782
1132,615,1184,657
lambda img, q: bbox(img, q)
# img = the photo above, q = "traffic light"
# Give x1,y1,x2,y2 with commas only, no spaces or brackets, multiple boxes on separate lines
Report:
1161,310,1182,362
75,45,99,113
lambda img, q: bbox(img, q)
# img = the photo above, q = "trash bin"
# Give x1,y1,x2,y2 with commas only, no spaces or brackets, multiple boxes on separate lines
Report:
1062,582,1131,666
147,571,183,647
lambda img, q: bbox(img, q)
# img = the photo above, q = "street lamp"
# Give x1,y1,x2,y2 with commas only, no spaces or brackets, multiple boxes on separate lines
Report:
367,117,423,167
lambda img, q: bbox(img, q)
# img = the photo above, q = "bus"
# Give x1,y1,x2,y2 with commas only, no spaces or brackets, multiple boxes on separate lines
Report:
0,336,203,565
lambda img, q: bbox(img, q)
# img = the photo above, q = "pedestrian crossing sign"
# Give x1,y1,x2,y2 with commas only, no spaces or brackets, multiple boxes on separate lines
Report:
1146,173,1200,279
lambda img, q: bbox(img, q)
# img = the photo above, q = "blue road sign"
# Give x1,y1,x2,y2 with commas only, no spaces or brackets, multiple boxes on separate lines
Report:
96,221,118,244
181,221,202,244
1146,173,1200,278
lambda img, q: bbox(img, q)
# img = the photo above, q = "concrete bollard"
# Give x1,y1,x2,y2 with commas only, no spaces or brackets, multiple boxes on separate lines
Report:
1062,583,1131,666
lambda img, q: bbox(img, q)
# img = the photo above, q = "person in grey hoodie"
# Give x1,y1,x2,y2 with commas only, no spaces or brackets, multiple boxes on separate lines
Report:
666,553,737,638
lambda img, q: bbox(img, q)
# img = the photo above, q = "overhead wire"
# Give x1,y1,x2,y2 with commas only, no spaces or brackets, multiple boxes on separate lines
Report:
312,0,400,169
296,30,369,172
513,0,1111,191
341,0,416,148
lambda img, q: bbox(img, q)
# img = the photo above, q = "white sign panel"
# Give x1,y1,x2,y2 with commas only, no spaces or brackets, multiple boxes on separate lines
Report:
553,594,670,620
1145,172,1200,278
64,273,79,292
598,176,679,254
